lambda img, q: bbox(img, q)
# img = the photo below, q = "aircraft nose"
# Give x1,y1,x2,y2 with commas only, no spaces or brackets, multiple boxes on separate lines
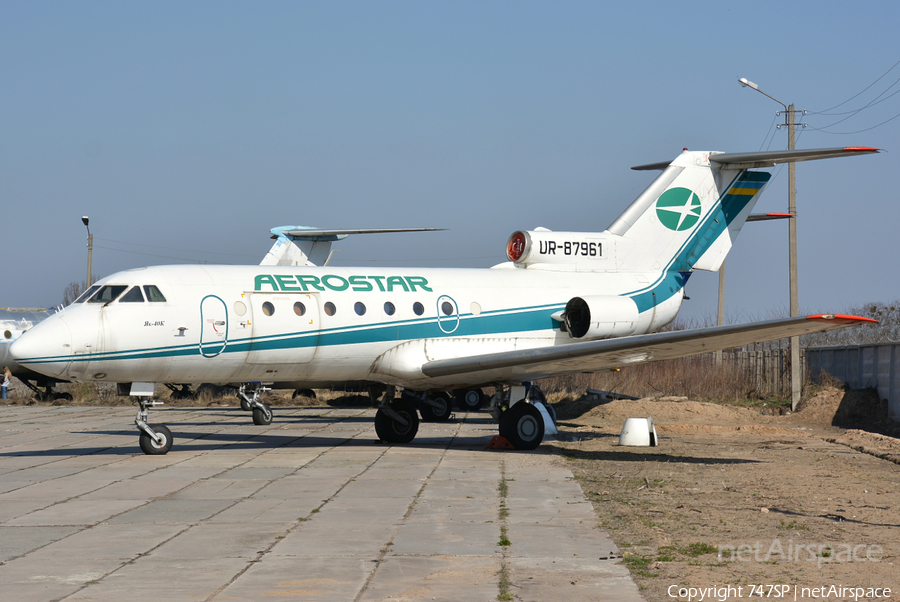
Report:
10,315,73,380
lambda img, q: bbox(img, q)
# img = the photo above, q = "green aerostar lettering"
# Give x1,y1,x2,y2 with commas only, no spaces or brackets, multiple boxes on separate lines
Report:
254,275,279,292
321,275,349,291
297,275,325,291
349,275,373,292
405,276,433,292
386,276,409,292
254,274,433,293
274,275,302,291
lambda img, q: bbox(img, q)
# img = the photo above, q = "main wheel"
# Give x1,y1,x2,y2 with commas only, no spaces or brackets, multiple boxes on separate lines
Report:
252,403,273,425
454,389,485,412
498,402,544,450
240,397,251,411
292,388,317,400
374,399,419,444
139,424,173,455
420,393,452,422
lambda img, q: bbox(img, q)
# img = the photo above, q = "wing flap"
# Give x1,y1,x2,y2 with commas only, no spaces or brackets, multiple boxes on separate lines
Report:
421,315,875,381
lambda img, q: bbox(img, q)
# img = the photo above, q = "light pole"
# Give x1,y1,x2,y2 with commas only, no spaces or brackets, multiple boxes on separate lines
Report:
82,216,93,291
739,77,801,410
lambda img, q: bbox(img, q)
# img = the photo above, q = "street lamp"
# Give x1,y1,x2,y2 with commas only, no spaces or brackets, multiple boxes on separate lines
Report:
82,216,93,291
739,77,801,410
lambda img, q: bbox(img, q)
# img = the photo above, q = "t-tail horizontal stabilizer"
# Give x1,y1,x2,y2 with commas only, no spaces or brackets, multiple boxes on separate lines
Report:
614,146,880,275
260,226,445,267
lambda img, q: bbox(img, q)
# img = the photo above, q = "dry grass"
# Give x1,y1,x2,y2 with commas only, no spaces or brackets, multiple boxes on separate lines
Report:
537,355,797,411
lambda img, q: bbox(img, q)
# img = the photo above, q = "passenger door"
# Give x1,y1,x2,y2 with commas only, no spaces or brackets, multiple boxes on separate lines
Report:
247,293,320,365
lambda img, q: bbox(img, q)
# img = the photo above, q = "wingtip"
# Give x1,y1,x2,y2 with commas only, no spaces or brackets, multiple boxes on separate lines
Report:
806,313,879,324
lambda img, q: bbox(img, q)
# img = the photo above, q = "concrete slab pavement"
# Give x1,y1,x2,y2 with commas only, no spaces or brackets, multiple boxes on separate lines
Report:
0,404,644,601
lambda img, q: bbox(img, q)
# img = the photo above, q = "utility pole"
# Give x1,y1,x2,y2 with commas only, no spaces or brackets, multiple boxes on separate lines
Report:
739,79,804,411
787,104,801,411
82,216,93,291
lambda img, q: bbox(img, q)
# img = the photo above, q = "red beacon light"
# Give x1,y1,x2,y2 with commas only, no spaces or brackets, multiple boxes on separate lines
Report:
506,231,527,262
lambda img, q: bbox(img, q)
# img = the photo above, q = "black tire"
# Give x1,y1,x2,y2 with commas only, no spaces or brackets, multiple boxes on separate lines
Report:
252,403,273,425
240,397,251,412
420,393,452,422
374,399,419,443
498,402,544,450
292,388,317,400
454,389,485,412
53,392,74,402
139,424,173,455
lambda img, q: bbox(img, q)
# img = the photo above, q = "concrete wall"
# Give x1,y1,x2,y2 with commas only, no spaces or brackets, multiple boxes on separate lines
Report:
806,344,900,420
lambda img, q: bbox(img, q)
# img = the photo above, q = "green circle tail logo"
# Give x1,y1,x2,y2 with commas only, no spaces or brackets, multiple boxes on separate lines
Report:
656,187,701,231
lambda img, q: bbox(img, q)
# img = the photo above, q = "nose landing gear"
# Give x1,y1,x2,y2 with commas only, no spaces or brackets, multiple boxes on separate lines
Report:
134,397,173,455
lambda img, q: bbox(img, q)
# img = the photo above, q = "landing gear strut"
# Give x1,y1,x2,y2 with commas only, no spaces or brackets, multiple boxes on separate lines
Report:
135,397,173,455
238,384,273,425
20,379,73,402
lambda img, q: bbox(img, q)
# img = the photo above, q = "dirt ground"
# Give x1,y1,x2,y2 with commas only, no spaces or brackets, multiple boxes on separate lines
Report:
545,386,900,602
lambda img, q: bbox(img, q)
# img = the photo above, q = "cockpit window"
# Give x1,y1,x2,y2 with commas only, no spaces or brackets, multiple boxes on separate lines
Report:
73,285,100,304
119,286,145,303
143,285,167,302
88,285,128,304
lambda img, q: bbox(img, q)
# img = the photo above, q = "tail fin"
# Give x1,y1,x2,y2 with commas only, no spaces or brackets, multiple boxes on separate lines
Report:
610,146,878,273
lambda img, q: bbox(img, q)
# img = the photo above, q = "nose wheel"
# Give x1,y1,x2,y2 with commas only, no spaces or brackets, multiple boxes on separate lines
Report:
134,398,174,455
139,423,173,455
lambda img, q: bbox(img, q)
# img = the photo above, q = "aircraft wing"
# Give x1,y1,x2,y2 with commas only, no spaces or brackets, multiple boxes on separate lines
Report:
421,314,875,382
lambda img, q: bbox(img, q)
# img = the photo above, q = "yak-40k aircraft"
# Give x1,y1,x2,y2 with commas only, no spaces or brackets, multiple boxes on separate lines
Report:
11,146,880,455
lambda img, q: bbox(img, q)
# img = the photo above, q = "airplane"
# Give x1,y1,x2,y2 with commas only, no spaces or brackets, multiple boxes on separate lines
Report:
11,146,879,455
0,307,73,401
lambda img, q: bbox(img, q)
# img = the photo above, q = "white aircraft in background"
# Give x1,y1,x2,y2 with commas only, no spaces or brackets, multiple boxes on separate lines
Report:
0,308,74,401
12,146,879,454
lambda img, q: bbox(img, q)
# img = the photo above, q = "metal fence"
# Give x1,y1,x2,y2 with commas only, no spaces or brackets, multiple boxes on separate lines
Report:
806,344,900,420
721,349,801,399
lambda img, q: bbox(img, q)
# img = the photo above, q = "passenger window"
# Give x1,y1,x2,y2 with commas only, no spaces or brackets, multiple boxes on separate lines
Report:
441,301,453,316
324,302,336,316
73,285,100,304
294,302,306,316
354,302,366,316
413,302,424,316
143,285,167,302
384,302,395,316
89,285,128,304
262,301,275,316
119,287,145,303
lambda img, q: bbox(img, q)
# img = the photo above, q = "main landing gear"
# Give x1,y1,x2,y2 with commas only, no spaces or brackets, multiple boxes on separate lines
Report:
371,385,554,450
485,385,554,450
238,383,273,425
374,391,420,444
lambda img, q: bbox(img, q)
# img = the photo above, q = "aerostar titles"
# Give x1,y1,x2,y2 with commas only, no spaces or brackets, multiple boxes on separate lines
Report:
253,274,434,293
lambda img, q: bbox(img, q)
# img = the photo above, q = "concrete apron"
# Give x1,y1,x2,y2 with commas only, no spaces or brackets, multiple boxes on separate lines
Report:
0,405,644,602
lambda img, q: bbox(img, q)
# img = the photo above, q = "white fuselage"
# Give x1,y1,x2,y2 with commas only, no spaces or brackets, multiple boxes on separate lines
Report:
15,262,682,391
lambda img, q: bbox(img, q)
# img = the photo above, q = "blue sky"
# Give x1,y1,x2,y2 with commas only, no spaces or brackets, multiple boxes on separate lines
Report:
3,1,898,322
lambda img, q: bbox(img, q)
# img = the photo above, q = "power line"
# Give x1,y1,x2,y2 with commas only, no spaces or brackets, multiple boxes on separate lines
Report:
806,109,900,135
815,58,900,114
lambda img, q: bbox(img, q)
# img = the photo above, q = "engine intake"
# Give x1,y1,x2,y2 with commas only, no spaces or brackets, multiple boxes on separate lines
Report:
564,295,639,339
